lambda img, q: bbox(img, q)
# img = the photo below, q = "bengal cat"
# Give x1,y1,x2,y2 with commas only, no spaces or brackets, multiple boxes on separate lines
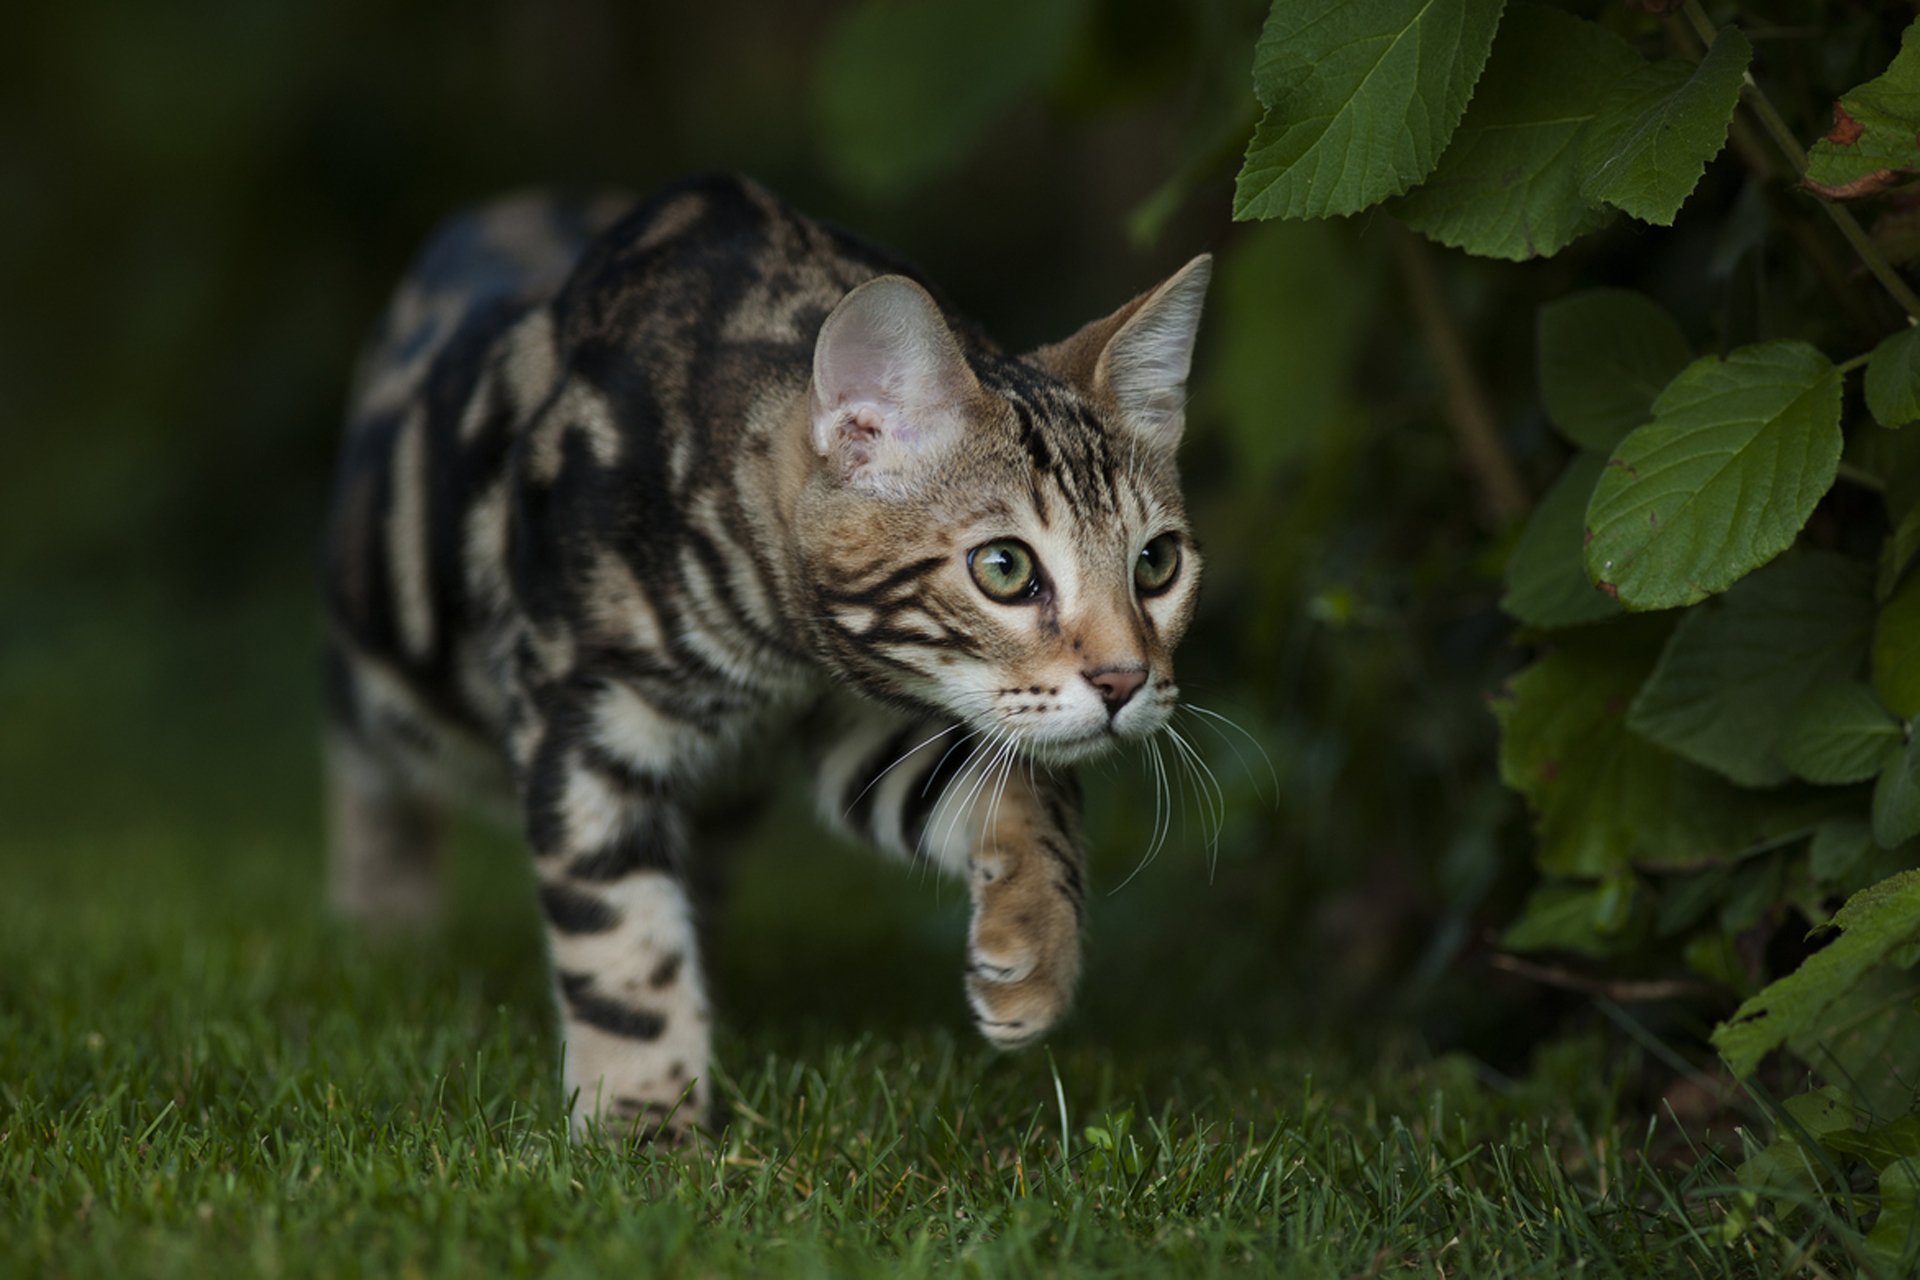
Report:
323,173,1210,1140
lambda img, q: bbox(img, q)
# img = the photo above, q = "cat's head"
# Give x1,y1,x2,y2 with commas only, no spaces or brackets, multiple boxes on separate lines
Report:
796,257,1210,764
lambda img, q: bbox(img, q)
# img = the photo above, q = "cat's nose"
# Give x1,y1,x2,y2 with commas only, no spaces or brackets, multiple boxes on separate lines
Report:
1083,666,1147,713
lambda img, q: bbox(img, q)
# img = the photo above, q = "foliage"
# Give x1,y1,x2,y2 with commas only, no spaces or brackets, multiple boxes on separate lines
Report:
1228,0,1920,1259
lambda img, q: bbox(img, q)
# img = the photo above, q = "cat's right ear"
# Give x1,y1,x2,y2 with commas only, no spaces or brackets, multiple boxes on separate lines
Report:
810,276,980,490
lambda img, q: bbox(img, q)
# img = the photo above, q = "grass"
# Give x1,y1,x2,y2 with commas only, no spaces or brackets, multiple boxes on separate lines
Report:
0,586,1882,1277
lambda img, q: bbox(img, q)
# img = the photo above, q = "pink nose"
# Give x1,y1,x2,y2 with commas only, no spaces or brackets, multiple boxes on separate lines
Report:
1084,666,1147,712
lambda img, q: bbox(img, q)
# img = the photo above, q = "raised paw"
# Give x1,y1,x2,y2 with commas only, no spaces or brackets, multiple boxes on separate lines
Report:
964,863,1082,1049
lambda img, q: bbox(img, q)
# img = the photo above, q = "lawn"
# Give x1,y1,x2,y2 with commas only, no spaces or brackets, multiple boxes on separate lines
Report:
0,589,1864,1277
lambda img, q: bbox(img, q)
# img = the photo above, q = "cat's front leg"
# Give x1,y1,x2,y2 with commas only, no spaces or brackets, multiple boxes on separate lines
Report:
952,769,1088,1047
519,696,714,1143
811,707,1089,1047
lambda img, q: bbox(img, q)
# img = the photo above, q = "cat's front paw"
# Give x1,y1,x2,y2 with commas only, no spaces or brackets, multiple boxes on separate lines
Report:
964,860,1081,1048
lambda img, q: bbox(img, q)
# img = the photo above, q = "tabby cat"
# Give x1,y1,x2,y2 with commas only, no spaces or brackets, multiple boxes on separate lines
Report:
323,172,1210,1139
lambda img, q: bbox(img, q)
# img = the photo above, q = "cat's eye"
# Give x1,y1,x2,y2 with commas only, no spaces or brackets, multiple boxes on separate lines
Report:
968,539,1041,603
1135,533,1182,595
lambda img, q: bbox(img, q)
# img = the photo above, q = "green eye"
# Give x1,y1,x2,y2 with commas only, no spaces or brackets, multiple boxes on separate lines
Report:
968,539,1041,602
1135,533,1181,595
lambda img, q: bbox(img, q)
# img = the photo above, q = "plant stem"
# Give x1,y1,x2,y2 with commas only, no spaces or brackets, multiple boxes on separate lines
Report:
1390,226,1531,529
1838,352,1872,375
1682,0,1920,323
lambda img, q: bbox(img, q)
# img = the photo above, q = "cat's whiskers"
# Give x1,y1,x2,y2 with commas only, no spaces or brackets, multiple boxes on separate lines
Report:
841,721,964,821
1178,701,1278,800
1163,723,1225,881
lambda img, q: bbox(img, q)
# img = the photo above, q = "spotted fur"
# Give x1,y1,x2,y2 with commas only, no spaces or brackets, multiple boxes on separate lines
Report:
323,173,1210,1141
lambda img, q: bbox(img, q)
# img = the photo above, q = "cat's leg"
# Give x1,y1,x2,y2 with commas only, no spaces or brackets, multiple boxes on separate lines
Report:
517,685,714,1143
324,648,447,927
810,705,1088,1047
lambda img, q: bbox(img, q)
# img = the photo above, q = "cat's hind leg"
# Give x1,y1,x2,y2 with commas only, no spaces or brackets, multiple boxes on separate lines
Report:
323,645,448,928
325,730,447,928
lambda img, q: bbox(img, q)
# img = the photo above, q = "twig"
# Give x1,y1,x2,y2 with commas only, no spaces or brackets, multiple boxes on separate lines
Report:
1683,0,1920,323
1489,952,1718,1003
1390,225,1531,528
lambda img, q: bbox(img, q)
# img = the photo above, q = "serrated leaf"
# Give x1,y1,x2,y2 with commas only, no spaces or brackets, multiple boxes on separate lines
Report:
1874,736,1920,849
1713,868,1920,1076
812,0,1088,199
1810,816,1876,884
1782,682,1905,785
1496,621,1808,876
1804,19,1920,200
1867,326,1920,429
1585,341,1844,610
1235,0,1506,221
1875,568,1920,717
1578,27,1750,225
1502,454,1621,628
1536,289,1694,453
1627,554,1875,786
1392,6,1628,260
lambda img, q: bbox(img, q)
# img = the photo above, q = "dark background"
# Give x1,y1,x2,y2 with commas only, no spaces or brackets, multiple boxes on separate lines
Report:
1,0,1556,1060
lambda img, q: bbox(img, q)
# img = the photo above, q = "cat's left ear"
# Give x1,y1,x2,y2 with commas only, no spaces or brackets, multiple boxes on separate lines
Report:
1029,254,1212,451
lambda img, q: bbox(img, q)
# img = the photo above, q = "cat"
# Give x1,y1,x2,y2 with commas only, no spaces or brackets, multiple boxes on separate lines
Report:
322,172,1210,1140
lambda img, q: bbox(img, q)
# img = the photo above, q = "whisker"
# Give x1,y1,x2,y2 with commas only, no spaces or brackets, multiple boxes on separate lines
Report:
842,721,961,820
1180,702,1278,799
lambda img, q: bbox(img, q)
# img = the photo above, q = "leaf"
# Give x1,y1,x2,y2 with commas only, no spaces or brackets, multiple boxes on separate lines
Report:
1234,0,1506,221
1810,816,1876,885
812,0,1088,199
1874,736,1920,849
1875,569,1920,717
1391,6,1628,260
1782,682,1905,785
1502,454,1622,628
1867,326,1920,430
1501,877,1644,958
1585,341,1844,610
1735,1086,1855,1212
1804,19,1920,200
1536,288,1693,453
1627,554,1876,786
1495,621,1812,876
1866,1160,1919,1267
1712,867,1920,1076
1579,26,1751,225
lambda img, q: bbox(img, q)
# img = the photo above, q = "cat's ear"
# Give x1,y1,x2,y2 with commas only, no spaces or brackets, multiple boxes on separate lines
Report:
810,275,980,489
1030,254,1211,451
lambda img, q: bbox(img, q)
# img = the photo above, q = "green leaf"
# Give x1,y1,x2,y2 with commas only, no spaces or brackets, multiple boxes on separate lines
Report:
1875,569,1920,717
1234,0,1506,221
1502,454,1621,628
1810,816,1876,884
1577,27,1750,226
1627,554,1875,786
1496,621,1805,876
1584,341,1844,610
1874,736,1920,849
1536,289,1694,453
1782,682,1905,785
1867,326,1920,429
1734,1086,1855,1212
812,0,1088,198
1713,867,1920,1076
1866,1160,1919,1267
1391,6,1627,260
1501,877,1643,958
1804,19,1920,200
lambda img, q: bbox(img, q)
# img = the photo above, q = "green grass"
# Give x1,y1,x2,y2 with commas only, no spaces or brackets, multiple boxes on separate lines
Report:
0,588,1877,1276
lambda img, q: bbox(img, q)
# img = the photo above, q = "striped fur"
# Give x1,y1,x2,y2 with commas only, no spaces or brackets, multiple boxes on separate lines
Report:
322,174,1210,1141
